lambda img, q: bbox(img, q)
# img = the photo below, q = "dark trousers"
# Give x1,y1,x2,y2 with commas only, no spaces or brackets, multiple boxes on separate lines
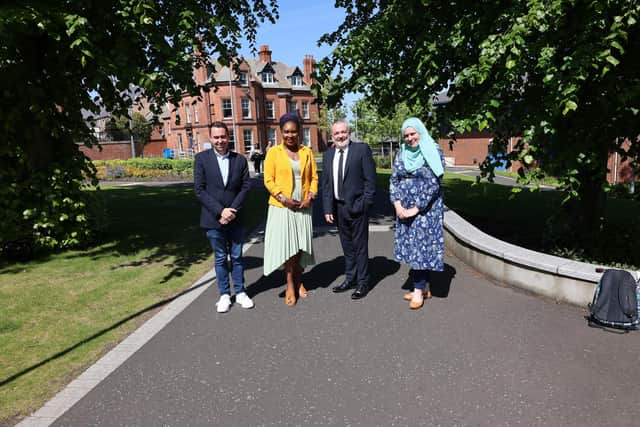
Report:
335,200,369,286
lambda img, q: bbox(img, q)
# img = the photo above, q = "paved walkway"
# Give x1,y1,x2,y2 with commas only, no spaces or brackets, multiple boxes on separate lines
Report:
28,185,640,426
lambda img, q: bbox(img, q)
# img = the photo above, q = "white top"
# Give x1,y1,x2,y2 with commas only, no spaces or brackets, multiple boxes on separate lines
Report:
332,145,349,200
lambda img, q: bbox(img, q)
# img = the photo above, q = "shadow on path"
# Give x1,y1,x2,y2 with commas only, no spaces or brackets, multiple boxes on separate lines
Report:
399,263,457,298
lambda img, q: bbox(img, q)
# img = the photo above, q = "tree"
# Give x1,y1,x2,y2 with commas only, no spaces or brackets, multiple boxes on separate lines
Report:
349,98,427,149
314,76,348,137
105,112,153,145
0,1,277,259
317,0,640,239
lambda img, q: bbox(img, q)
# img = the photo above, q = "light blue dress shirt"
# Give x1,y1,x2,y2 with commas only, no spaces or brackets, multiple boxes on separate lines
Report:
215,151,230,186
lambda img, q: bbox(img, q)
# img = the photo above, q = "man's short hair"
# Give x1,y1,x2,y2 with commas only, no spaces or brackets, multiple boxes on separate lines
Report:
211,121,229,135
332,119,349,129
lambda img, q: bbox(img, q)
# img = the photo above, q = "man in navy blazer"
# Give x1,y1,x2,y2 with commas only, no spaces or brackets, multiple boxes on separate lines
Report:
321,120,377,299
194,122,253,313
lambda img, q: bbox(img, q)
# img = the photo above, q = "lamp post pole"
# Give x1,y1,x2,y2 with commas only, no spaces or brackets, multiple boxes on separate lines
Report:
228,69,237,151
129,107,136,158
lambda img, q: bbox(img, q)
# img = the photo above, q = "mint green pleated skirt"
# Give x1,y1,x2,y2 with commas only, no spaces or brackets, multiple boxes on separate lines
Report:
263,163,315,276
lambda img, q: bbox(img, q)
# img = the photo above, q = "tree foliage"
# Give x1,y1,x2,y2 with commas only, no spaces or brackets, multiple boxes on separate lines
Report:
349,98,427,148
314,76,348,137
106,112,153,145
318,0,640,235
0,0,277,259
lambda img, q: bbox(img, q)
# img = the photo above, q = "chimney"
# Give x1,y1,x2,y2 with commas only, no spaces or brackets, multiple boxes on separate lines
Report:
303,55,315,85
259,45,272,63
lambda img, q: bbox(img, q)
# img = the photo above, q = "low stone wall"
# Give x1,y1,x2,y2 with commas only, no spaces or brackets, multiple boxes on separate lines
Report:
443,208,604,307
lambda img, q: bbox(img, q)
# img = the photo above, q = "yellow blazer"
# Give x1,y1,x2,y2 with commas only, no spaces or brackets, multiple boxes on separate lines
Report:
264,143,318,207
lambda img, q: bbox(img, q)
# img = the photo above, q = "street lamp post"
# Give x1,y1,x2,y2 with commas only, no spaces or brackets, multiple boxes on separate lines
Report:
129,107,136,158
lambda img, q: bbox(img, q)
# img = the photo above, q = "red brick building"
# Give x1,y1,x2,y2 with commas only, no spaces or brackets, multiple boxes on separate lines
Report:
161,45,323,157
436,131,635,184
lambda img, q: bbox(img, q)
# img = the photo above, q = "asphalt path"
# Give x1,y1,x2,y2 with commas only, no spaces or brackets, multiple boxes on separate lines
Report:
51,188,640,426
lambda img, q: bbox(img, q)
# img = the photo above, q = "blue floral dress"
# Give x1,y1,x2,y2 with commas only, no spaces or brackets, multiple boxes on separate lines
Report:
389,151,445,271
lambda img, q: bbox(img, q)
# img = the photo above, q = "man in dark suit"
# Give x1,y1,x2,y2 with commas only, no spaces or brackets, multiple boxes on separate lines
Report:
322,120,377,299
194,122,253,313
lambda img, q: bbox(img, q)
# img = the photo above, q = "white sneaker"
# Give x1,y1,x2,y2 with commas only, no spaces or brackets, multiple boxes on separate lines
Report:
216,294,232,313
235,292,254,309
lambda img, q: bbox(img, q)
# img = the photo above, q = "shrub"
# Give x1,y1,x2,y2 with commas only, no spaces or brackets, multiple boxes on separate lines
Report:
374,155,392,169
95,158,194,180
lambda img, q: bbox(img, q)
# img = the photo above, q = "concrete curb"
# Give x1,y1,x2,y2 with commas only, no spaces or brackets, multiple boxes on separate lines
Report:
443,207,605,307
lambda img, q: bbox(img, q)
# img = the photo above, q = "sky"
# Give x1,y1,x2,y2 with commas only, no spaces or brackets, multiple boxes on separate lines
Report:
238,0,358,113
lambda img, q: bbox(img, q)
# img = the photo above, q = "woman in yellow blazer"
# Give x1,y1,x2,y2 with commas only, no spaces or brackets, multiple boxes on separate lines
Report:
263,113,318,306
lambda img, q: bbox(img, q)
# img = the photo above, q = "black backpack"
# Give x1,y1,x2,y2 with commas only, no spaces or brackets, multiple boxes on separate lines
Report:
588,269,640,331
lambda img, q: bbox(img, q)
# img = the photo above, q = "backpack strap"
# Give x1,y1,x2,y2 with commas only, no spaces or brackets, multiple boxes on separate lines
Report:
587,316,631,334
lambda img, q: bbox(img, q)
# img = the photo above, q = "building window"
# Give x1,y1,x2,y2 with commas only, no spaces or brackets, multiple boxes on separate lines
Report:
243,129,253,153
267,128,276,145
229,129,235,150
222,99,232,118
241,98,251,119
265,100,274,118
287,101,297,113
239,71,248,86
291,75,303,86
303,128,310,147
302,102,309,119
196,132,200,146
185,105,191,123
193,105,199,123
262,71,274,83
177,133,183,151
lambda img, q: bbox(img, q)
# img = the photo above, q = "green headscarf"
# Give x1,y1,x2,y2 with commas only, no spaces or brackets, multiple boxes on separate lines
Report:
400,117,444,177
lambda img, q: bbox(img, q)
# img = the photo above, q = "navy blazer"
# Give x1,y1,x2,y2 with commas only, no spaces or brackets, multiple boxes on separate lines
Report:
321,142,377,216
194,149,251,230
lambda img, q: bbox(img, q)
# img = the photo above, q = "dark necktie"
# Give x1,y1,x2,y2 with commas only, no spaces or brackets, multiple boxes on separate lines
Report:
337,149,344,200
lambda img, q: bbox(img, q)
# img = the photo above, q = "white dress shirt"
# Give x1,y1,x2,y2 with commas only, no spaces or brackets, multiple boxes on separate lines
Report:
333,145,349,200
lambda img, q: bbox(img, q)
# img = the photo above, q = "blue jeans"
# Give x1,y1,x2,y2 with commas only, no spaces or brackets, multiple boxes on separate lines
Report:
411,269,431,291
206,225,245,295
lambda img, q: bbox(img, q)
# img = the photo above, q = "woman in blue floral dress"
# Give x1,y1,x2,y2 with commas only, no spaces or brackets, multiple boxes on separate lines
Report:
389,117,445,309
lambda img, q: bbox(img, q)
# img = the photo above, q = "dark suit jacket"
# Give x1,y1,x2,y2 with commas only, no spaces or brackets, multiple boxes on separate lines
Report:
321,142,377,216
194,149,251,230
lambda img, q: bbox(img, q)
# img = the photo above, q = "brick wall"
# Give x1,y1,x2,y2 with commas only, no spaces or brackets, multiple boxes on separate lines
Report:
79,141,141,160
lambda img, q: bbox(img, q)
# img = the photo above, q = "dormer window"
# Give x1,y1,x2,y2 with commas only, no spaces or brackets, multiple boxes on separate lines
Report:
290,74,303,86
262,71,274,83
239,71,248,86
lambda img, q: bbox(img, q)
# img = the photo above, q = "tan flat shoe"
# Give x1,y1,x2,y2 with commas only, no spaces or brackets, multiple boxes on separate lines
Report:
409,298,424,309
403,290,432,301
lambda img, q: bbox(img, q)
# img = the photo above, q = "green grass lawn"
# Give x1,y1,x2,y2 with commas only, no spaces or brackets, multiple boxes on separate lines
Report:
0,184,268,424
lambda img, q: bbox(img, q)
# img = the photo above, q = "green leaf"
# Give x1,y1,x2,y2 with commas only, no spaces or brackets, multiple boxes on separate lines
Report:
611,40,625,54
606,55,620,66
562,100,578,115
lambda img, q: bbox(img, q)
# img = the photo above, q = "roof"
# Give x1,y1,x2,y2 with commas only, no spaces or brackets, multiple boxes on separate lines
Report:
207,56,311,91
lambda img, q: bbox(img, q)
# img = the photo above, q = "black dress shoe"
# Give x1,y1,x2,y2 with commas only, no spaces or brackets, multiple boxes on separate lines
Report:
351,284,369,300
332,281,356,293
